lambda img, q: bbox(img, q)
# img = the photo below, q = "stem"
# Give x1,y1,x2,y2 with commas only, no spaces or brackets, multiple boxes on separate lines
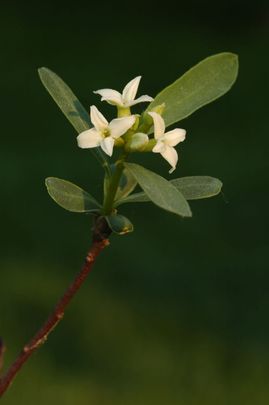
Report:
117,107,131,117
102,152,127,215
92,149,111,177
0,229,110,398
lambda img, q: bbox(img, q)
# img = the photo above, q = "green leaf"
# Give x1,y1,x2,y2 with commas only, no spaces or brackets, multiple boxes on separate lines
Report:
170,176,222,200
38,67,91,133
105,214,134,235
45,177,101,213
146,53,238,127
116,176,222,205
124,163,192,217
38,67,107,166
115,191,153,205
115,169,137,201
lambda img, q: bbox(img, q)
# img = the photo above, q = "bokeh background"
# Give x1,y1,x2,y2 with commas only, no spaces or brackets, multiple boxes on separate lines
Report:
0,1,269,403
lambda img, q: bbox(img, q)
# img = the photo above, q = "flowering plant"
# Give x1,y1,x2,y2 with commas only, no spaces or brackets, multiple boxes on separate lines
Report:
41,53,238,236
0,52,238,396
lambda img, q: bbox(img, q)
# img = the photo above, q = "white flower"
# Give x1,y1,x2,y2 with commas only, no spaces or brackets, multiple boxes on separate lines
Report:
93,76,153,108
148,112,186,174
77,106,135,156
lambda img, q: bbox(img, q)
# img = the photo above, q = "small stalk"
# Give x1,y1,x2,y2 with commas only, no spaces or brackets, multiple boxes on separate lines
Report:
117,107,131,117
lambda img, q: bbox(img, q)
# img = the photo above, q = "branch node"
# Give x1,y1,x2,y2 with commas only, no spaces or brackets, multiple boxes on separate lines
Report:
86,252,94,263
56,312,64,320
92,216,112,242
23,336,46,353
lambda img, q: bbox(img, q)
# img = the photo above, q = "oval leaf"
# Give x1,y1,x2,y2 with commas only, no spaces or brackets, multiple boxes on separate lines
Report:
38,68,91,133
45,177,101,213
171,176,222,200
38,67,107,165
116,176,222,205
105,214,134,235
147,53,238,127
124,163,191,217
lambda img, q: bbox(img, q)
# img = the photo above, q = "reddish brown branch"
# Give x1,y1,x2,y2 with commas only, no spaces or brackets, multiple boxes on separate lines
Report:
0,237,109,397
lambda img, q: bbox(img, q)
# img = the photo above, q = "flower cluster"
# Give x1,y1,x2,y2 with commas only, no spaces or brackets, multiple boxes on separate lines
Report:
77,76,186,173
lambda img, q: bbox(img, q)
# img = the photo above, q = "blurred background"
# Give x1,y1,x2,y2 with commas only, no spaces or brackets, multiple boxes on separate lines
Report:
0,1,268,403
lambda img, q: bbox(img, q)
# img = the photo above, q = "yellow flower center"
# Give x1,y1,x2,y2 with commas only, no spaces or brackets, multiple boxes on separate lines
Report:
103,128,110,137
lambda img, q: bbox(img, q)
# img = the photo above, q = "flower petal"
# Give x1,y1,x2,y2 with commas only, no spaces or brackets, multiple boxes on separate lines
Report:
100,137,115,156
93,89,123,106
161,146,178,173
109,115,136,138
125,95,154,107
152,140,166,153
148,112,165,139
164,128,186,147
122,76,141,103
90,105,108,132
77,128,103,149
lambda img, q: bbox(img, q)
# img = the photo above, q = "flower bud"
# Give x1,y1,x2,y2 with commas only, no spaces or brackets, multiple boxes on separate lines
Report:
132,115,140,131
140,139,156,152
150,103,166,116
138,103,165,133
125,133,149,152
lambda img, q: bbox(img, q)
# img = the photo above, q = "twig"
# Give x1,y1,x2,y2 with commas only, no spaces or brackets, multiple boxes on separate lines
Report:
0,226,110,398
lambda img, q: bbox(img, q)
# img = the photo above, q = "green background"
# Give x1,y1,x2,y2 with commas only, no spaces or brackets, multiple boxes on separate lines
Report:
0,1,268,403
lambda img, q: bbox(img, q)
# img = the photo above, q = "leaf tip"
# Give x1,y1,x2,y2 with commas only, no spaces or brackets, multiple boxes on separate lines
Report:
226,52,239,77
218,179,223,192
230,52,239,69
45,177,52,188
213,178,223,196
38,67,54,82
38,66,47,76
183,207,192,218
